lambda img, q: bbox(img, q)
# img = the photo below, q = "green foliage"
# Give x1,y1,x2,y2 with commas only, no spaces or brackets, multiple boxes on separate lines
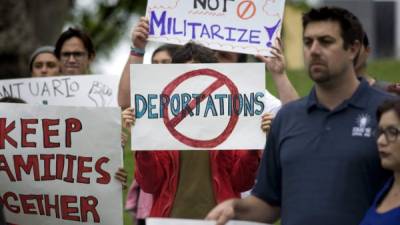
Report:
267,60,400,97
70,0,147,57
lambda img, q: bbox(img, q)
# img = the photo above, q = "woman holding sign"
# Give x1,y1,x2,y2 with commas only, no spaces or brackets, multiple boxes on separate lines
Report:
123,42,261,219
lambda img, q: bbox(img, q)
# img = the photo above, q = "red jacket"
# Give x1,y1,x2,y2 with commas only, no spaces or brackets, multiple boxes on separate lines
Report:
135,150,260,217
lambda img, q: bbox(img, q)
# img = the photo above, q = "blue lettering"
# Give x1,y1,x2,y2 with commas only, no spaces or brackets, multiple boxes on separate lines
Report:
214,94,227,115
173,18,183,35
200,25,211,39
149,10,167,35
171,94,181,116
134,94,147,119
225,27,236,41
204,96,217,117
187,22,202,39
249,30,261,44
254,92,265,115
192,94,202,115
181,93,194,116
238,28,249,43
243,93,254,116
159,94,170,118
147,94,158,119
211,25,224,40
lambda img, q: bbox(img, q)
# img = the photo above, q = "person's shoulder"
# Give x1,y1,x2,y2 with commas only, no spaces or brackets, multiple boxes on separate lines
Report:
366,84,393,102
278,96,308,115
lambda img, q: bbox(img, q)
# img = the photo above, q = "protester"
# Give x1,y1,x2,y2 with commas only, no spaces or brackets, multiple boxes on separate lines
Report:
151,44,178,64
30,46,60,77
355,32,391,91
123,42,261,219
124,43,178,224
206,6,391,225
118,17,299,110
359,98,400,225
54,27,95,75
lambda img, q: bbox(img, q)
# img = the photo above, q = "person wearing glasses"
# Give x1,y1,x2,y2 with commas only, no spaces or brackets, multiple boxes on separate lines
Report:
359,98,400,225
54,27,96,75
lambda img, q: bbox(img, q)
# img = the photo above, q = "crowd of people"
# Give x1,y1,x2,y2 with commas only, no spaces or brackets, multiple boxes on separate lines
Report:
1,4,400,225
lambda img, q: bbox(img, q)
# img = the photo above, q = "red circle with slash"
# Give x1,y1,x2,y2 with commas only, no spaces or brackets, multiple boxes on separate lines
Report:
161,68,240,148
237,0,256,20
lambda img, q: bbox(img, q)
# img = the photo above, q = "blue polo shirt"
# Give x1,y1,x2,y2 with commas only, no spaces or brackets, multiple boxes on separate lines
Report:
252,79,391,225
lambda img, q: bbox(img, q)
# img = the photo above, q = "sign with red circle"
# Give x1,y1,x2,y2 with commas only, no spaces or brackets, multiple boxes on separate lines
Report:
161,68,239,148
237,0,257,20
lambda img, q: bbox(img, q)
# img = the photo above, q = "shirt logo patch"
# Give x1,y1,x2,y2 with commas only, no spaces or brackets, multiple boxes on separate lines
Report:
352,114,372,137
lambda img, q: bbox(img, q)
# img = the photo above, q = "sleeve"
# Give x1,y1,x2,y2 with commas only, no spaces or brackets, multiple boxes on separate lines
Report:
134,151,168,194
229,150,261,192
263,89,282,115
251,112,282,206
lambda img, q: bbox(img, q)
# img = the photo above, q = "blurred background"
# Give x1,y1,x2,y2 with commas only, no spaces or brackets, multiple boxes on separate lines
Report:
0,1,398,225
1,0,399,79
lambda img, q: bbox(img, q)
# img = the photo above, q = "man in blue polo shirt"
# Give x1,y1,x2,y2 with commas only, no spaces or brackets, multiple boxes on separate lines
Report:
207,6,391,225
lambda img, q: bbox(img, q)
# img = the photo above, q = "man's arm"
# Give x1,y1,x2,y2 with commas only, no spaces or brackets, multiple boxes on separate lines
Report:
206,196,280,225
257,37,299,105
118,17,149,109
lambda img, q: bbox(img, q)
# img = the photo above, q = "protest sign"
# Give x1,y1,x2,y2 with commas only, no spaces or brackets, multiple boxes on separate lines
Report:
146,218,271,225
146,0,285,56
0,75,119,107
0,103,123,225
131,63,267,150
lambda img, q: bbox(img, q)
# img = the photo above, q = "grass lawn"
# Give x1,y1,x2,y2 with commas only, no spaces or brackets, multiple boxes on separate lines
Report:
121,60,399,225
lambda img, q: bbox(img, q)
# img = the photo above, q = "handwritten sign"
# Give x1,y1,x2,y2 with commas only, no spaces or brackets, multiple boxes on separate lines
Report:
131,63,266,150
146,218,272,225
0,103,123,225
0,75,119,107
146,0,285,56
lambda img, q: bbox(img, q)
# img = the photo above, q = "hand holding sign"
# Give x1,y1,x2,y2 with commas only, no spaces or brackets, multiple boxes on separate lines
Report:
256,37,285,76
132,17,149,50
122,107,136,129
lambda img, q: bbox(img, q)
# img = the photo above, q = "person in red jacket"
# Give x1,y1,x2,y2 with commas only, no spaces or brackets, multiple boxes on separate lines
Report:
123,42,261,218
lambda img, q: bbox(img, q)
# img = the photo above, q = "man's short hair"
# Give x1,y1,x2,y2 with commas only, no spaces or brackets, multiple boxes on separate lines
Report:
172,42,218,63
54,27,95,59
302,6,364,49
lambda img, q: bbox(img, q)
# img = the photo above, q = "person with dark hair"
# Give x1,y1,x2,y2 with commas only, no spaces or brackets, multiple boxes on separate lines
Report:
171,42,218,63
207,6,391,225
151,44,179,64
216,51,247,63
0,97,26,103
355,32,392,92
124,43,178,224
54,27,95,75
29,46,60,77
123,42,260,219
359,98,400,225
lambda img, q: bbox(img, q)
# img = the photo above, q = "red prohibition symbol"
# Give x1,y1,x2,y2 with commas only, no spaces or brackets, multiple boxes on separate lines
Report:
237,0,256,20
161,68,240,148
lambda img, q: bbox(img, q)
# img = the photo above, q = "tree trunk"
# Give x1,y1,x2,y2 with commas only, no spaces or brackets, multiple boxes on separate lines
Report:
0,0,72,79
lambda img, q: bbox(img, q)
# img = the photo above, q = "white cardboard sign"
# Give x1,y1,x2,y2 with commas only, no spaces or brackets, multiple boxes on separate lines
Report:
0,75,119,107
146,218,272,225
146,0,286,56
0,103,123,225
131,63,267,150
